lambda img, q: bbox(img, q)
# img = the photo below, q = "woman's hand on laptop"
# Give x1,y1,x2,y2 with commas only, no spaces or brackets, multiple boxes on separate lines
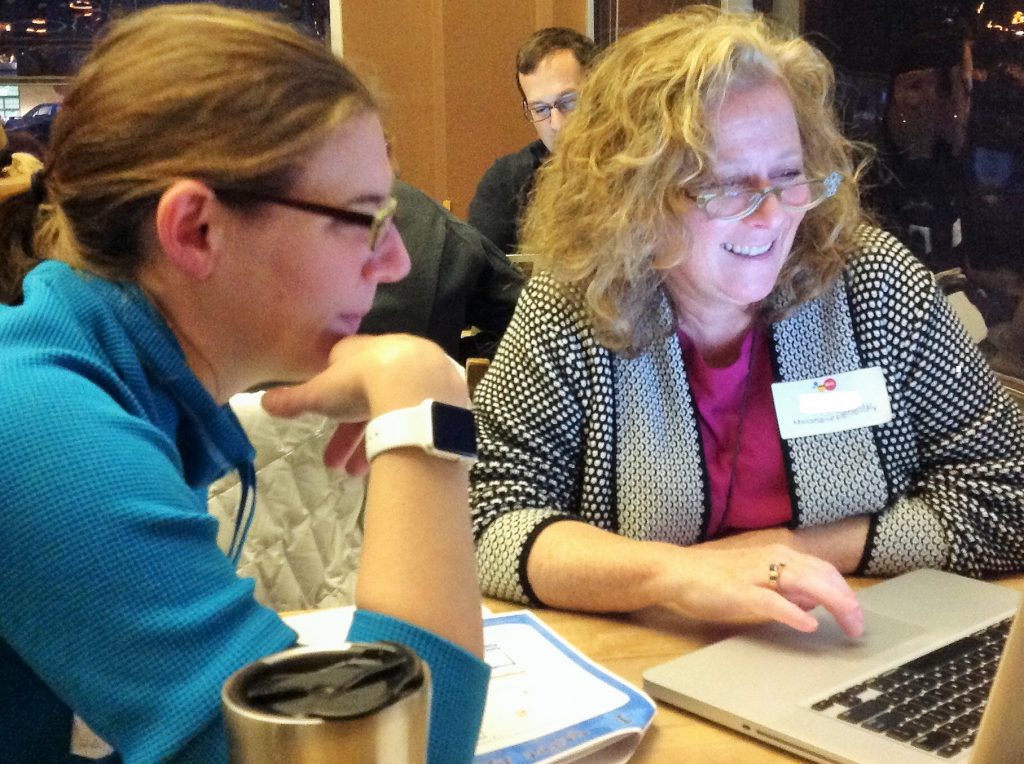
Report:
525,520,863,636
667,542,865,638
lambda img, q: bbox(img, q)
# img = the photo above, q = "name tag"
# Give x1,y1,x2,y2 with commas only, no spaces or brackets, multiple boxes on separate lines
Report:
771,367,892,439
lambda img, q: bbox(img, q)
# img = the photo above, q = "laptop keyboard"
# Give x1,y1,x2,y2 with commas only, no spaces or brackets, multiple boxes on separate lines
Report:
810,618,1012,759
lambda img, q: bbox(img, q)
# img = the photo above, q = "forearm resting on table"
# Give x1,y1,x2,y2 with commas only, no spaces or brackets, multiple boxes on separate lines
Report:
526,516,869,611
357,449,483,657
526,521,701,612
524,516,866,637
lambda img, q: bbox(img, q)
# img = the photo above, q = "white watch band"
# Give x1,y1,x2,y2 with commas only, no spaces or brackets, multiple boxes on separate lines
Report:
364,400,433,462
364,399,477,464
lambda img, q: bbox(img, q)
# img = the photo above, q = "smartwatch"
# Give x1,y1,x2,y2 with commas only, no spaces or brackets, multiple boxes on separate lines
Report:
364,399,477,464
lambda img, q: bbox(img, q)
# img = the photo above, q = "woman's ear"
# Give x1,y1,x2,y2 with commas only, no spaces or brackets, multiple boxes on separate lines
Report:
155,180,218,280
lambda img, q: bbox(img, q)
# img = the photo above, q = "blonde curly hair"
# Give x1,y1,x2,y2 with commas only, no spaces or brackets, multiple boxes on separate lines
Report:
520,6,869,356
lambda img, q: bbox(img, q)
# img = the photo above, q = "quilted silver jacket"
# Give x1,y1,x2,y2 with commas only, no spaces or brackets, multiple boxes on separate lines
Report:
209,393,365,611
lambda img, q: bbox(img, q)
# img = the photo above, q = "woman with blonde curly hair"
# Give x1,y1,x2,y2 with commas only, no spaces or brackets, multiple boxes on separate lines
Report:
1,5,487,762
471,6,1024,635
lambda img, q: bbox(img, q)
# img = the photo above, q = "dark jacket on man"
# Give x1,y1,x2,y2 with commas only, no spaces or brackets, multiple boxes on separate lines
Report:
467,140,548,254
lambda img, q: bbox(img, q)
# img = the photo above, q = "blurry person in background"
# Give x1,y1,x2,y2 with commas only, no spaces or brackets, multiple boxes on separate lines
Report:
867,25,974,273
0,123,43,302
363,178,524,361
467,27,598,254
965,33,1024,380
1,127,46,162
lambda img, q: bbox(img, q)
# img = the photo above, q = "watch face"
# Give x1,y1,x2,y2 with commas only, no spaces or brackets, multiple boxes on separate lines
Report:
430,401,477,459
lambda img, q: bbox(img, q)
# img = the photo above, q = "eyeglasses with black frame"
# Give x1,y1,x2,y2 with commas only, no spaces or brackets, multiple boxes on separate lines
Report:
687,172,842,221
523,92,579,123
215,188,398,250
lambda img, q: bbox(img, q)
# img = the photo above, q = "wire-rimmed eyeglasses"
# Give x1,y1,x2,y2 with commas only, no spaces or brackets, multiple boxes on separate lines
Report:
523,92,578,123
215,188,398,250
687,172,842,221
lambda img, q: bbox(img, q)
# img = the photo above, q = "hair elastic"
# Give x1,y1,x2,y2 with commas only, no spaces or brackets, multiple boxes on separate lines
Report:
29,170,47,204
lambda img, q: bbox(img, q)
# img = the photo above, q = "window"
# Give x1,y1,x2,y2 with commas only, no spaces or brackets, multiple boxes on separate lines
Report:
0,84,18,121
806,0,1024,383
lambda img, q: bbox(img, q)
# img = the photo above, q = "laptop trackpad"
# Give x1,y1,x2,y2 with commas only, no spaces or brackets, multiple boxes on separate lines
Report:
740,609,929,664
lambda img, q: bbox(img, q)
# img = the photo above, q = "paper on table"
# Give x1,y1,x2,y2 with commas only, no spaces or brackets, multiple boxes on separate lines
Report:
282,605,356,648
475,611,655,764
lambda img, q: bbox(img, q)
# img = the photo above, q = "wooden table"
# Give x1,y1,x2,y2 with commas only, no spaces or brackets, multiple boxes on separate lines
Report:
485,575,1024,763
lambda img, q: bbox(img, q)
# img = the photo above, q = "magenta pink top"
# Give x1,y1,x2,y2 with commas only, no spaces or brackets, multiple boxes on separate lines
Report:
678,326,793,538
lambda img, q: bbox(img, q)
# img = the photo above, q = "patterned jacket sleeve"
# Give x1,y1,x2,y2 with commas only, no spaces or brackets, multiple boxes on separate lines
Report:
848,229,1024,576
470,274,612,603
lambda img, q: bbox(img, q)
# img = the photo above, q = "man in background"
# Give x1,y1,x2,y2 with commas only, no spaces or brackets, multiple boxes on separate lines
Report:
467,27,598,253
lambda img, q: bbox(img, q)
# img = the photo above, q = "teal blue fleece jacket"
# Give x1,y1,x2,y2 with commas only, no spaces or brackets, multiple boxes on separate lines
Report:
0,262,488,763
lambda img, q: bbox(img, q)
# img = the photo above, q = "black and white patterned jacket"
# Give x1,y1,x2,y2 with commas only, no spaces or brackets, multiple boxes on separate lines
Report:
470,227,1024,604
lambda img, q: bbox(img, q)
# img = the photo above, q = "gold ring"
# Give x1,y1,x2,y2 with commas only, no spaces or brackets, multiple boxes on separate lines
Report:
768,562,785,586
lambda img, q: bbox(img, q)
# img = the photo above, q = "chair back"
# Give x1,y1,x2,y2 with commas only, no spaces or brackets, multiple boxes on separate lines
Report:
507,253,537,279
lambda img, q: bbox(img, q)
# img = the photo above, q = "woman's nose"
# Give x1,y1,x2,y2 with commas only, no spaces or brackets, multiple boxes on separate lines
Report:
365,226,411,284
745,188,787,227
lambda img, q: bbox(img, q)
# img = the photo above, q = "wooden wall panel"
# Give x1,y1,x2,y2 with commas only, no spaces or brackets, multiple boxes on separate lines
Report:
341,0,588,217
442,0,537,217
340,2,445,198
613,0,716,36
535,0,590,35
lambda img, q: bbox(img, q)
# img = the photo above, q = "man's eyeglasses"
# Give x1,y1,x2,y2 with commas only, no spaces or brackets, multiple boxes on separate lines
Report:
687,172,842,221
215,188,398,250
523,92,578,123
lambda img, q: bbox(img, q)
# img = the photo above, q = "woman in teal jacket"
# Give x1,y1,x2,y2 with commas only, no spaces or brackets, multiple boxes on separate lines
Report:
0,5,487,762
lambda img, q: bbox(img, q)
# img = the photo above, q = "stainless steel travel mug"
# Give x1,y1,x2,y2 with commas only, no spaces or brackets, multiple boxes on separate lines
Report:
221,641,430,763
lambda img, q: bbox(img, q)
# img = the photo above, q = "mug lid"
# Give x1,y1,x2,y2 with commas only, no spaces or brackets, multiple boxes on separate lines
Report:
241,641,425,720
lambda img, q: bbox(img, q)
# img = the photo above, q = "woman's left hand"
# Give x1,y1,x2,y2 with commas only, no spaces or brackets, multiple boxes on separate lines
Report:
261,334,467,475
662,542,866,637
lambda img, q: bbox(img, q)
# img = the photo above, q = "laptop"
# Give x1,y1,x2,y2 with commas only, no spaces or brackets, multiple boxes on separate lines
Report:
643,569,1024,763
